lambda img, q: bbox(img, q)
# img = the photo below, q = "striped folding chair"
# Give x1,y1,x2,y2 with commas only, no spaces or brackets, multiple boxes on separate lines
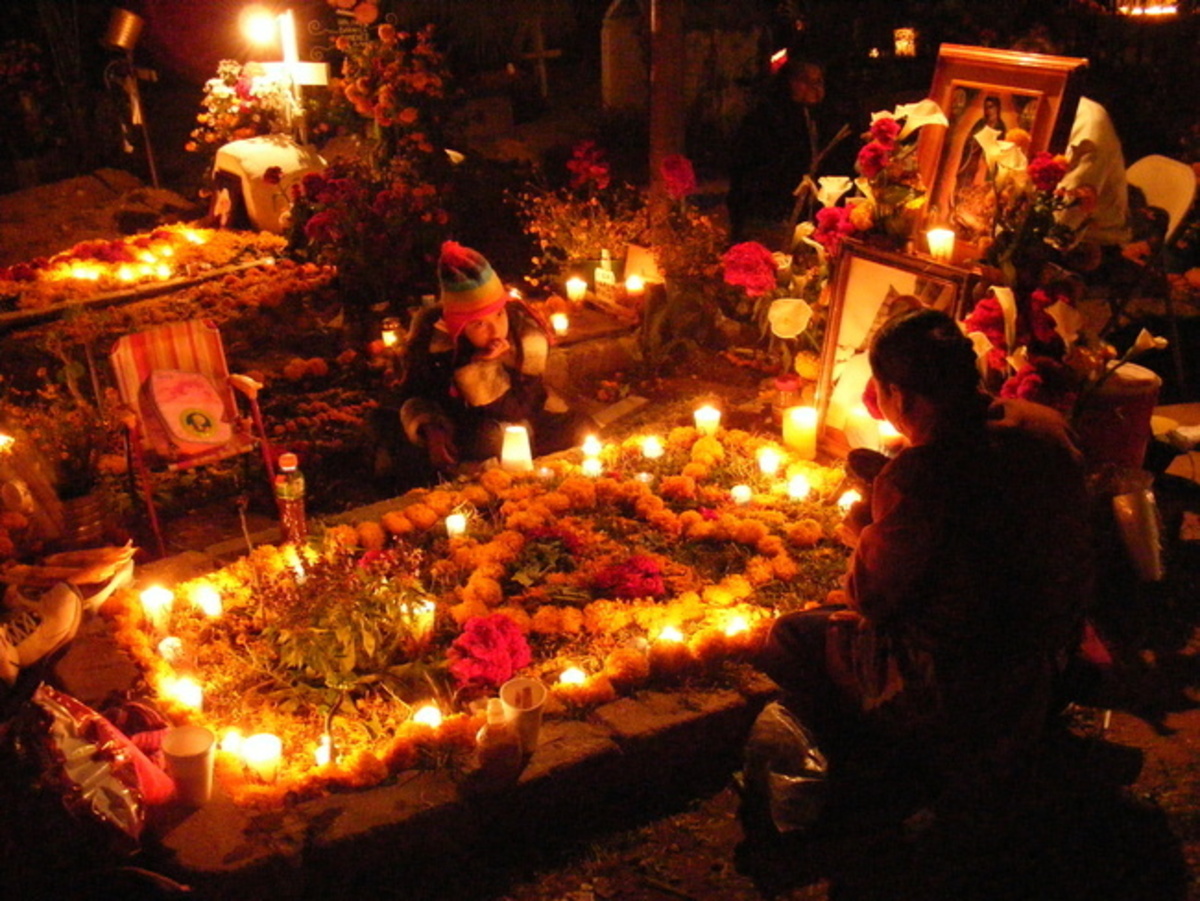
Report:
109,319,275,556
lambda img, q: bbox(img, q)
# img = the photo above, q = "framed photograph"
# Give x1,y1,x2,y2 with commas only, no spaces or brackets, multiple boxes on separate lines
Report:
917,44,1088,261
816,239,980,456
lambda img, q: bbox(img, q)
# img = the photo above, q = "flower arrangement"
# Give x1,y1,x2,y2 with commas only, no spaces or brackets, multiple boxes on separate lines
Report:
511,141,649,286
334,23,449,167
284,157,448,315
107,421,854,806
185,60,295,163
964,279,1168,427
720,238,827,379
651,153,729,286
811,101,948,257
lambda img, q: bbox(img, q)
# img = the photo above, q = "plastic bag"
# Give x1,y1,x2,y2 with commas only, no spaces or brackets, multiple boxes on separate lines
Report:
740,700,829,835
0,684,162,856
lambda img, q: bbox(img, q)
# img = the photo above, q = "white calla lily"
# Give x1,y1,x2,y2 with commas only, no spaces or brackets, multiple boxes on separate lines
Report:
1132,328,1169,355
892,99,948,140
1007,345,1031,375
974,126,1027,172
768,298,814,339
816,176,853,208
965,329,997,379
990,286,1019,355
1046,300,1085,348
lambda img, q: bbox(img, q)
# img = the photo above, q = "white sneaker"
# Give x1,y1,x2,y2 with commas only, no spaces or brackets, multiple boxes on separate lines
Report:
0,582,82,671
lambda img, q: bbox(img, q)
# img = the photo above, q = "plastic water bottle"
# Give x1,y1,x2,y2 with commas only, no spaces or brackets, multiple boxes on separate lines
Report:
274,452,307,544
476,697,523,778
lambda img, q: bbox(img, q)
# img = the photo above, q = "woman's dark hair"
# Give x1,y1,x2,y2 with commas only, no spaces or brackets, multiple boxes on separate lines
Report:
869,308,987,420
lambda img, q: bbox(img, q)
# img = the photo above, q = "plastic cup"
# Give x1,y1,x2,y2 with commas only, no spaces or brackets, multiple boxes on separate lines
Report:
162,724,216,806
499,676,548,754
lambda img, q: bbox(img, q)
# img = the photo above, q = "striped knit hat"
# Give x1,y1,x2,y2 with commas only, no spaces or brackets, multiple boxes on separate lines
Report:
438,241,508,340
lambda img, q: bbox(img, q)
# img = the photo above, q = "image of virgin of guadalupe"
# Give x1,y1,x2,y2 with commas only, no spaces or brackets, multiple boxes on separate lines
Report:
952,94,1008,241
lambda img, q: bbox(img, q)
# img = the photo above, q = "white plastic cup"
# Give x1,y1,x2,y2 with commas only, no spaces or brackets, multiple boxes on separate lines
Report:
162,724,216,806
499,676,548,754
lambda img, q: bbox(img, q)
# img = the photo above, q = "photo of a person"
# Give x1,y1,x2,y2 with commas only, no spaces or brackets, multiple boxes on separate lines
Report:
950,94,1010,241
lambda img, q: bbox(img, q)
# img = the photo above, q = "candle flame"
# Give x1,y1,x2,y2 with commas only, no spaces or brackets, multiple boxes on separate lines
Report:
838,489,863,510
724,616,750,637
413,704,443,728
658,625,684,643
220,728,244,754
787,474,811,500
559,666,587,685
581,434,603,457
314,734,333,766
164,675,203,709
581,457,603,477
757,447,782,476
191,584,223,618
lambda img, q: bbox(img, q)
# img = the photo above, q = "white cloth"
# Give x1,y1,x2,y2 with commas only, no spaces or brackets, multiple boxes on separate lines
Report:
1058,97,1131,247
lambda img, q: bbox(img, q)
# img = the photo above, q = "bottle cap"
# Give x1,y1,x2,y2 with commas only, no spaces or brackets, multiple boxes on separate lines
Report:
279,452,298,471
486,697,506,725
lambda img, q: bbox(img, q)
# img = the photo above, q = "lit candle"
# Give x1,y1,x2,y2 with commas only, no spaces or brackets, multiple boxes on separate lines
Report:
380,317,401,348
500,424,534,472
565,277,588,303
635,472,655,485
581,434,603,457
157,636,184,663
624,274,645,299
412,704,443,729
314,734,333,767
0,433,13,452
878,420,905,455
164,675,203,710
220,729,244,755
140,586,174,632
445,512,468,538
730,484,753,505
550,312,569,337
724,616,750,637
641,435,664,459
782,406,818,460
844,404,881,452
787,474,811,500
693,405,721,436
581,457,603,477
649,625,692,677
838,489,863,510
559,666,587,686
926,227,956,262
191,584,222,618
242,733,283,781
757,447,782,477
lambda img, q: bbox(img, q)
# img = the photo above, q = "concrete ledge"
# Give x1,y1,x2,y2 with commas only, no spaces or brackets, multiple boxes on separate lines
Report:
146,682,774,897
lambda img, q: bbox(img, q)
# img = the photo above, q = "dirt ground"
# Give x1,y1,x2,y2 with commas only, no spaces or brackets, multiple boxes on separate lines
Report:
4,164,1200,899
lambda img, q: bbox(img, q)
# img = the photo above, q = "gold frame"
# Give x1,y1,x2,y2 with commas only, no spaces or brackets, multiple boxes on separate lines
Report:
816,239,980,456
917,44,1088,262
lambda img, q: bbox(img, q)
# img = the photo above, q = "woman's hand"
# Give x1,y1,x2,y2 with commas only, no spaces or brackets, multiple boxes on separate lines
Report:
423,423,459,471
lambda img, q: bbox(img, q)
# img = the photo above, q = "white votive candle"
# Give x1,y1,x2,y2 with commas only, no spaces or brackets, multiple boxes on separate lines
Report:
730,484,753,505
694,405,721,436
565,277,588,303
787,474,811,500
445,513,468,538
500,424,534,472
242,733,283,781
926,227,956,262
550,312,569,336
581,457,603,477
757,447,782,477
641,436,664,459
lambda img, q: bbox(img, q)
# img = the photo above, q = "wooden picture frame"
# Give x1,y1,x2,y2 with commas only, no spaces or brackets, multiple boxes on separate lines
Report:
816,239,980,456
917,44,1088,262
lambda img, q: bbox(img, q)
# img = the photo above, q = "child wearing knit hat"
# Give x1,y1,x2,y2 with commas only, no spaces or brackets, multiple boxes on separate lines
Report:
380,242,596,479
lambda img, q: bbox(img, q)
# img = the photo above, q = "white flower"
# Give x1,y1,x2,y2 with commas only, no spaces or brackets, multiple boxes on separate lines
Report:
768,298,814,339
1046,300,1085,348
973,127,1027,172
1131,328,1168,355
816,177,853,208
989,286,1020,355
963,328,997,380
891,99,948,140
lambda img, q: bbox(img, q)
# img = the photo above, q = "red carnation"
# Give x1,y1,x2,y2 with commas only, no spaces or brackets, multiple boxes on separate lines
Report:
661,154,697,200
448,614,532,690
868,115,902,148
721,241,778,297
1027,152,1069,193
856,141,891,179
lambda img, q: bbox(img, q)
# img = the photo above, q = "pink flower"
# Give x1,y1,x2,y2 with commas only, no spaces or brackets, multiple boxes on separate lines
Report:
999,357,1077,414
661,154,697,200
868,115,901,148
812,205,855,257
856,141,891,179
448,614,532,690
721,241,778,297
593,554,666,599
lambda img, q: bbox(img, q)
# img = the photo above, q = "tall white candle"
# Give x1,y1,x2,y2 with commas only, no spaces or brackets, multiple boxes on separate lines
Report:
782,406,818,460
